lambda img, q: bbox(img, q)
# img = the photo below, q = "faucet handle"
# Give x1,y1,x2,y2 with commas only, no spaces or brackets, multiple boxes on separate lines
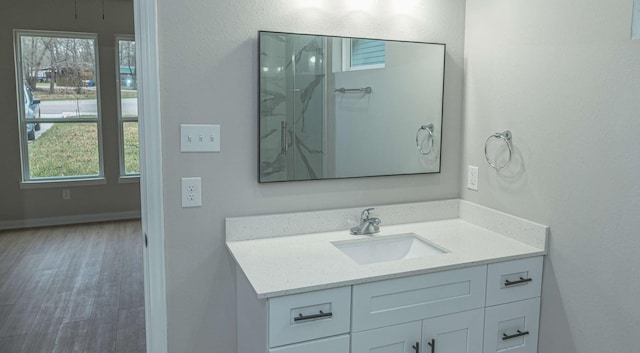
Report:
361,208,375,221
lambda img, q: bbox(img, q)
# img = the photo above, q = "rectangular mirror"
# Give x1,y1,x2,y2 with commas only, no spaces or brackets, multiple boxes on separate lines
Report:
259,31,445,182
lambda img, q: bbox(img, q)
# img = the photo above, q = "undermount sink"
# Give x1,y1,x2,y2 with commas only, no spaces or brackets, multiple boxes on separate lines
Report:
332,233,447,265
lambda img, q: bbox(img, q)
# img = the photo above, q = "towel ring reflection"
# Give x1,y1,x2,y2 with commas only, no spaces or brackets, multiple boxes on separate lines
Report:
416,124,435,155
484,130,512,170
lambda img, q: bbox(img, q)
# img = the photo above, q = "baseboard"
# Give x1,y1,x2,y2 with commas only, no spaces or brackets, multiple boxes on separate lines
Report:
0,210,142,231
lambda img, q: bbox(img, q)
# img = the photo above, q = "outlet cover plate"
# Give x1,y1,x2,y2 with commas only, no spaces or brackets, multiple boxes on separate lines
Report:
181,177,202,207
468,165,479,191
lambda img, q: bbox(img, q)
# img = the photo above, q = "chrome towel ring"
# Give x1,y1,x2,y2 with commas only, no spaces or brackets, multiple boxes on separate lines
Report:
416,124,435,155
484,130,512,170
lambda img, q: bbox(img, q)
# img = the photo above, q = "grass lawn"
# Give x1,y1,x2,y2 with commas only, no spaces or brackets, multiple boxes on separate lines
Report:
28,123,140,178
123,122,140,174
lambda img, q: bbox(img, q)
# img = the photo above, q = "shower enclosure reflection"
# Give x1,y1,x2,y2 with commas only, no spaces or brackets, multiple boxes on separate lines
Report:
259,31,445,182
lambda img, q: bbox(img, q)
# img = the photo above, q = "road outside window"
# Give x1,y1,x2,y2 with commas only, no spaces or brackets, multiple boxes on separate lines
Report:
15,30,103,181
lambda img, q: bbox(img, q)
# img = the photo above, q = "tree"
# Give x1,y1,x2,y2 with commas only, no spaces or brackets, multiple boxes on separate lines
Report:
20,37,47,90
119,40,136,89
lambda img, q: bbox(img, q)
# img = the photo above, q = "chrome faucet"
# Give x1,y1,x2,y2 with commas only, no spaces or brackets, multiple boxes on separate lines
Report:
350,208,381,235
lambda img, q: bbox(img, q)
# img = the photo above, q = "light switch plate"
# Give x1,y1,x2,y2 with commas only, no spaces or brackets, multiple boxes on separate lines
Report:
468,165,479,191
180,124,220,152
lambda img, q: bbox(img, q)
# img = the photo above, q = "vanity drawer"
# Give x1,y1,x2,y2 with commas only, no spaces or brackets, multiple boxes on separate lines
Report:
268,287,351,347
483,297,540,353
268,334,350,353
351,265,487,332
486,256,543,306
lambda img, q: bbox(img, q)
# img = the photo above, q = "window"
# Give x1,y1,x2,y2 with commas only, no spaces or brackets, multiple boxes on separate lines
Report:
14,30,103,183
116,36,139,176
342,38,385,71
350,39,385,67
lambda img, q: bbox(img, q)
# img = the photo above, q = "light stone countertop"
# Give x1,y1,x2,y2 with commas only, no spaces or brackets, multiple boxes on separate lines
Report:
227,201,548,299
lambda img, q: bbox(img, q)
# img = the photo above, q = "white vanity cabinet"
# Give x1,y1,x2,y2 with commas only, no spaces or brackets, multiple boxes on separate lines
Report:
229,200,550,353
482,256,543,353
483,298,540,353
351,266,487,332
268,286,351,347
237,272,351,353
351,309,485,353
236,256,544,353
268,335,350,353
352,321,422,353
351,265,487,353
421,308,485,353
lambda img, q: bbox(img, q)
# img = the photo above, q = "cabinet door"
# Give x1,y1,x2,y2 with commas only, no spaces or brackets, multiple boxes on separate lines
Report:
483,298,540,353
352,321,422,353
422,308,484,353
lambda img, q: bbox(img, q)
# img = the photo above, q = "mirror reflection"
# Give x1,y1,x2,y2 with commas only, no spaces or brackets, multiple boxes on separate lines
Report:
259,31,445,182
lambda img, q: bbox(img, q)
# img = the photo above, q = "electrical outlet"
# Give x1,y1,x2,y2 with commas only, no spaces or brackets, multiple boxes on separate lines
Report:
467,166,479,191
181,177,202,207
62,189,71,200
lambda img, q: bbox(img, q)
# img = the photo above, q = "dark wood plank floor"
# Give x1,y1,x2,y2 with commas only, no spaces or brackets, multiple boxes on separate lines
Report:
0,220,145,353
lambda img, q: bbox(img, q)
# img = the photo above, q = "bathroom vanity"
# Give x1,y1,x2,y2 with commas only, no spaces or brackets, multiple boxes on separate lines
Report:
226,200,548,353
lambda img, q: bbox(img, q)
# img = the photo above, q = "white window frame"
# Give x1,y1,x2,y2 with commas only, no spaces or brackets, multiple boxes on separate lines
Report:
14,29,104,185
115,34,140,179
341,38,386,72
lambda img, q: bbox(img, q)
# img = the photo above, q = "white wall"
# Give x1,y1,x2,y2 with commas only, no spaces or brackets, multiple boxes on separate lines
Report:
155,0,466,351
463,1,640,352
634,0,640,39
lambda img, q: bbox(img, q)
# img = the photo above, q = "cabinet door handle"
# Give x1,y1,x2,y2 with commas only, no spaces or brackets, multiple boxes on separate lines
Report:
293,310,333,322
412,341,420,353
427,338,435,353
504,277,533,286
502,330,530,340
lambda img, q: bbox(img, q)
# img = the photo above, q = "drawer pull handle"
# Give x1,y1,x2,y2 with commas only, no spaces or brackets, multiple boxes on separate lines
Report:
504,277,532,286
412,341,420,353
293,310,333,322
502,330,530,340
427,338,435,353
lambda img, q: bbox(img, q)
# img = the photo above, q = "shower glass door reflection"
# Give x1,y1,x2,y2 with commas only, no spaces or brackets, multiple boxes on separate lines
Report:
259,32,326,182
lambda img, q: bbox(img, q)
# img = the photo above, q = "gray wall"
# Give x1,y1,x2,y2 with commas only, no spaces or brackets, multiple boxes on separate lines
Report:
463,1,640,352
155,0,466,351
0,0,139,225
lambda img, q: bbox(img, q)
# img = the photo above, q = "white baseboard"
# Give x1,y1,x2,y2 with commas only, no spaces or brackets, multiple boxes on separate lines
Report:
0,210,142,231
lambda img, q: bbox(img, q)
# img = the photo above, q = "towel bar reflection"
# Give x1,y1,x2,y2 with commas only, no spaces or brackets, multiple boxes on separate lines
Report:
334,87,372,94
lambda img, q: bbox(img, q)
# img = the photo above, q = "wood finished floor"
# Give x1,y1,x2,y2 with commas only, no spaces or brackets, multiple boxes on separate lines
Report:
0,220,145,353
